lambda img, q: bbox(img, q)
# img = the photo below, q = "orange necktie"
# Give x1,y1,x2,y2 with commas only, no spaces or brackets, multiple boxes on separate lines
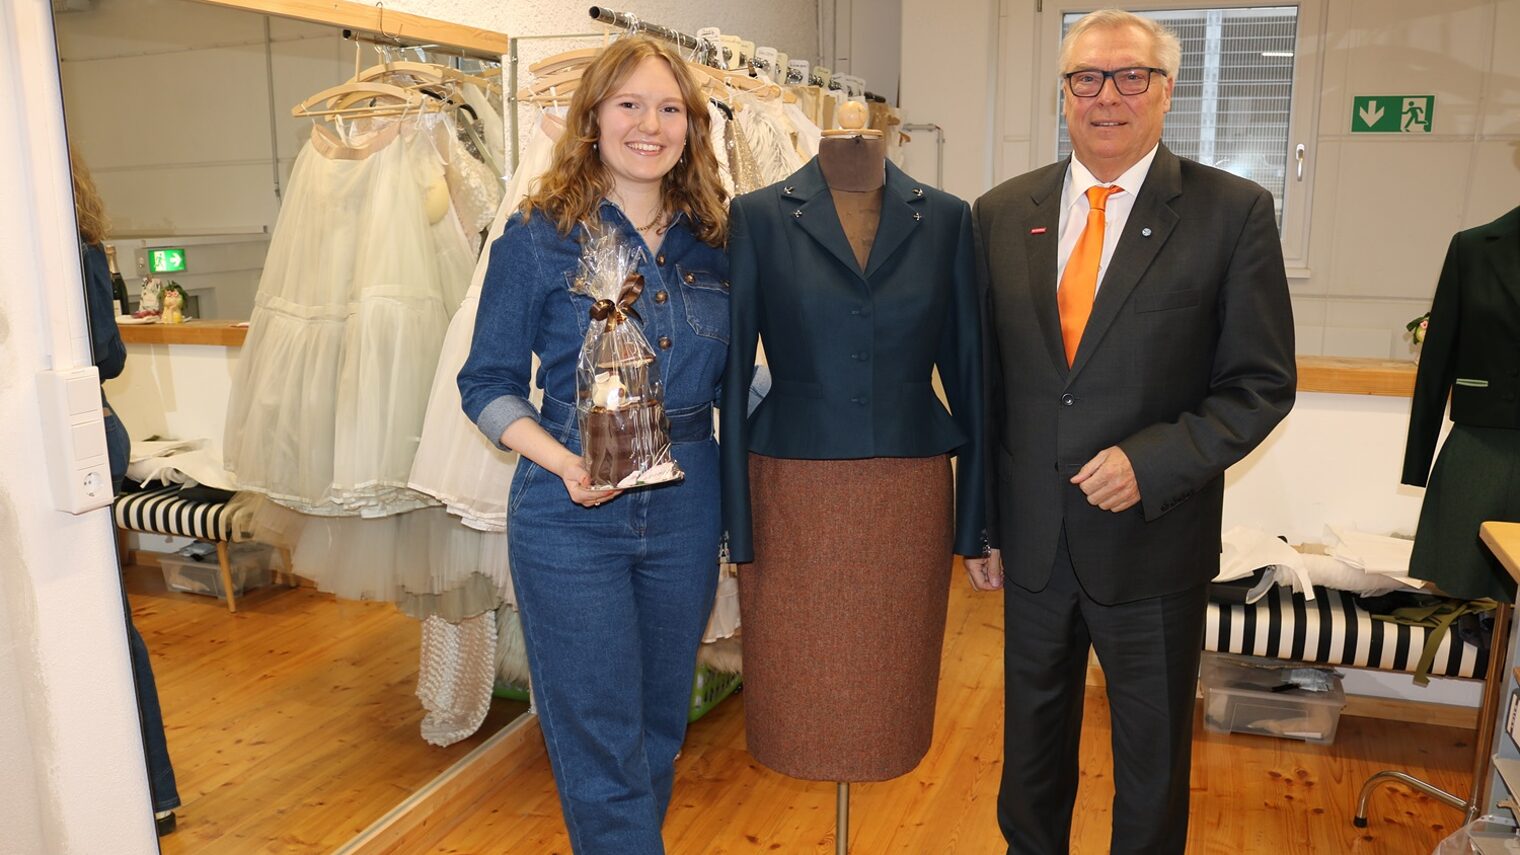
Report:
1057,184,1123,366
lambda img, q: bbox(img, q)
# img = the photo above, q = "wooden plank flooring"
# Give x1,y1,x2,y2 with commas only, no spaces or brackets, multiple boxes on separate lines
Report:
426,567,1473,854
124,564,527,854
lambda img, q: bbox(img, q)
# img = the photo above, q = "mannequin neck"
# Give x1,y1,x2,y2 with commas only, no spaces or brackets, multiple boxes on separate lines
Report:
818,136,887,191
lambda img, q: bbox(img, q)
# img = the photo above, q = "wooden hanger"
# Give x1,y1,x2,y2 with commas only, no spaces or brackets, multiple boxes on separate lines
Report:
515,67,583,102
291,81,436,119
529,47,600,78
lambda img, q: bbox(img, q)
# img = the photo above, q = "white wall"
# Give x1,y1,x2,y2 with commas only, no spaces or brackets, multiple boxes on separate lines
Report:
1,1,158,853
906,0,1520,357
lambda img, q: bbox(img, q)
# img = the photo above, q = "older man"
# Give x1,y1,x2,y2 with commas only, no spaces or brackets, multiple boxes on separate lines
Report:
971,10,1296,854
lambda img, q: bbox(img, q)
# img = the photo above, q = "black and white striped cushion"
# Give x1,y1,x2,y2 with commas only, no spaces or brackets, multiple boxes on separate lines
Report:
113,486,233,542
1205,586,1486,679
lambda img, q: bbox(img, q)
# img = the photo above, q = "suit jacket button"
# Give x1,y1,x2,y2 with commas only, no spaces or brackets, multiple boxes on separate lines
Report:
1060,393,1075,406
654,290,668,304
658,336,672,350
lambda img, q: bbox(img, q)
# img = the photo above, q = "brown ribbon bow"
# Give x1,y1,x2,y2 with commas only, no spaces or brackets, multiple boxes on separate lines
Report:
589,273,645,330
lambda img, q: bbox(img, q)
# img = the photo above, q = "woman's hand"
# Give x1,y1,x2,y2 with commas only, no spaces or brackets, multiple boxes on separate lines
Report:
558,457,623,508
500,419,624,509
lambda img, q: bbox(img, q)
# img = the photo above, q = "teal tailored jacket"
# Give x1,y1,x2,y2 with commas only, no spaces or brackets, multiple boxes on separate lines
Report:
720,158,986,564
1403,205,1520,485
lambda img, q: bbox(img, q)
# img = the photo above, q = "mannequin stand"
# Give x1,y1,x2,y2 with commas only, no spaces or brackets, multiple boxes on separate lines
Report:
836,782,849,854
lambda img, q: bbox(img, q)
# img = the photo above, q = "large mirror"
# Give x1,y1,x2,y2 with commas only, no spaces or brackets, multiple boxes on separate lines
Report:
54,1,528,851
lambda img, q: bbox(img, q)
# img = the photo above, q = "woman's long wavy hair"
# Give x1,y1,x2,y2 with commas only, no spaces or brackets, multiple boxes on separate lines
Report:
522,36,728,247
70,144,110,246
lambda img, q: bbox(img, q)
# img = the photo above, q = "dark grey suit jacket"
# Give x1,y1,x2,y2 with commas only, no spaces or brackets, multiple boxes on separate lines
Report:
1403,205,1520,486
974,144,1296,604
722,159,986,564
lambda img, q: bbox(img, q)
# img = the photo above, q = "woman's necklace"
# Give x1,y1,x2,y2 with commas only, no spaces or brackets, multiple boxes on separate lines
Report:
611,192,666,234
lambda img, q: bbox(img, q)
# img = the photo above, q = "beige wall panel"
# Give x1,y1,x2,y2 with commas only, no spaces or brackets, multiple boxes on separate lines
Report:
1323,140,1469,299
60,44,273,170
54,0,261,61
899,0,998,201
93,162,277,233
1322,325,1397,359
1464,141,1520,226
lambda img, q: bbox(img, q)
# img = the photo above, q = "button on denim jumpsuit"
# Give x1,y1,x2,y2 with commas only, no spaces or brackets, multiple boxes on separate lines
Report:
458,202,727,854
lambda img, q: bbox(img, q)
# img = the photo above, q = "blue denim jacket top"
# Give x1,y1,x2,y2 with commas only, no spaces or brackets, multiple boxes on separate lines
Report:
459,200,730,447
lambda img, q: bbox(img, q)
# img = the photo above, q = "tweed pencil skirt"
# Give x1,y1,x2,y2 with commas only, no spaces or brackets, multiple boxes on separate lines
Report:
740,452,954,781
1408,424,1520,603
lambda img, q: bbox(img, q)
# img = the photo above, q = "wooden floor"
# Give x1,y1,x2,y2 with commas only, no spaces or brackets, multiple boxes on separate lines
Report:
124,563,527,854
425,567,1473,854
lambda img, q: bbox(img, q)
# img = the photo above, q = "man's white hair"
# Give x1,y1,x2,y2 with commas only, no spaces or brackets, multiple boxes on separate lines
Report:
1058,9,1182,80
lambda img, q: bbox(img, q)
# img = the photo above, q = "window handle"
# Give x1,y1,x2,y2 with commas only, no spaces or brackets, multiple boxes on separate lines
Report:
1295,144,1306,181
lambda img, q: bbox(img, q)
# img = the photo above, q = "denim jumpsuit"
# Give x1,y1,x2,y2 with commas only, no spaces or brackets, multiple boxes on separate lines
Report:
458,203,727,855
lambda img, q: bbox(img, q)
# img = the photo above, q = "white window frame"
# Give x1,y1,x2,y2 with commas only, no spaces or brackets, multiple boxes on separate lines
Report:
1032,0,1325,274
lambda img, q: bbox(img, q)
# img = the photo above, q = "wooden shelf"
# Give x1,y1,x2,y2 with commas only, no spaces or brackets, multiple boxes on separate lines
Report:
191,0,508,58
1296,356,1416,397
118,319,247,347
1484,523,1520,584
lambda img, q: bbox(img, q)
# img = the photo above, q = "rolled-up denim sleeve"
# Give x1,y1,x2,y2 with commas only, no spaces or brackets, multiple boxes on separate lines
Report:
458,217,546,450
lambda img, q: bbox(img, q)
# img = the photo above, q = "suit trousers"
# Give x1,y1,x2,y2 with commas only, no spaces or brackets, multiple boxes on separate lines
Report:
999,528,1208,855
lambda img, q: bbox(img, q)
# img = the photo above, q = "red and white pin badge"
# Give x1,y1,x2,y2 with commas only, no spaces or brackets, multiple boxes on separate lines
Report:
1030,227,1048,234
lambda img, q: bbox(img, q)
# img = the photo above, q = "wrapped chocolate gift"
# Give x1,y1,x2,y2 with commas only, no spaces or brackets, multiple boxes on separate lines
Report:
570,230,683,490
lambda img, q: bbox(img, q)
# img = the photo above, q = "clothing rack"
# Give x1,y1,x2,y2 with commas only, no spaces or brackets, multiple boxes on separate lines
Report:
587,6,733,67
585,6,889,105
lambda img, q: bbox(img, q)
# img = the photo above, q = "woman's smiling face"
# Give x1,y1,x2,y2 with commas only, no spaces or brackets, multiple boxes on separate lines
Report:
595,56,689,197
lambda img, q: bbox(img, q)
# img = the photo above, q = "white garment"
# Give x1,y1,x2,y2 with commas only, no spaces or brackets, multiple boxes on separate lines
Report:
409,112,562,533
734,92,804,186
226,117,469,518
782,101,822,161
1056,144,1160,294
445,133,504,253
417,611,498,746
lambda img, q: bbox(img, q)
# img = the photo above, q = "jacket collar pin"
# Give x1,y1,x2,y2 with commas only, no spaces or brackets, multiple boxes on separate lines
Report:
783,186,796,195
793,209,803,218
1141,227,1153,237
913,212,923,221
912,187,924,197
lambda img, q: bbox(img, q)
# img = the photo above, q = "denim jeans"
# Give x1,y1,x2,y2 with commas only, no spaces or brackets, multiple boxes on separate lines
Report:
105,404,181,813
508,396,720,855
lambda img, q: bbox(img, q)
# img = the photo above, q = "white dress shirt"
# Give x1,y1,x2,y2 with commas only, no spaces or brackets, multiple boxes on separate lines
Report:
1056,145,1160,296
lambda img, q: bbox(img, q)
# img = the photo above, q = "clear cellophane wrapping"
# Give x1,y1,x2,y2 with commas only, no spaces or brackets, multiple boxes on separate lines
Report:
570,229,682,490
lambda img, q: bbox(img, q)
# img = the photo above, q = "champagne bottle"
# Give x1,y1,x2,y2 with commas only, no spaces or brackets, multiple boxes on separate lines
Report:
105,245,130,316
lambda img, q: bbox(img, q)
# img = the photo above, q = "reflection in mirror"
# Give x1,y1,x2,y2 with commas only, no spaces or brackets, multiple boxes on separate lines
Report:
55,1,524,851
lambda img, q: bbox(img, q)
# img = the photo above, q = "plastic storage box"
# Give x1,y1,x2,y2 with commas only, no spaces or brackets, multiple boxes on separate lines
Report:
159,542,272,600
1201,653,1346,745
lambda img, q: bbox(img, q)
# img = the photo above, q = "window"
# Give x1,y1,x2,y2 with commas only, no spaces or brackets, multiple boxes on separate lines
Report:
1033,1,1323,271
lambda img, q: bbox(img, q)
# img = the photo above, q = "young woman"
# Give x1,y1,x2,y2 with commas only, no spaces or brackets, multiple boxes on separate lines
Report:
456,37,728,854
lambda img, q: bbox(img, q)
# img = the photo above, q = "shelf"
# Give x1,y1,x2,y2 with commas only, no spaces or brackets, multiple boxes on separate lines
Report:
118,320,247,347
1296,356,1415,397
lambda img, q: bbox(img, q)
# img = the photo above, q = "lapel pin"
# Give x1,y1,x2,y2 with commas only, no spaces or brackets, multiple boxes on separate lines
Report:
793,210,803,218
912,188,924,197
913,212,923,221
1030,227,1048,235
1141,227,1152,237
783,186,795,195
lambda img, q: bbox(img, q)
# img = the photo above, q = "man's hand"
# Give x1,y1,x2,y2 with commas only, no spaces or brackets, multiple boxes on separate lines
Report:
965,549,1003,591
1071,446,1140,512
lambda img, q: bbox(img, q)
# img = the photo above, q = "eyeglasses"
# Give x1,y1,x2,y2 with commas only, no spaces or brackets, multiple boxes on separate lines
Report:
1064,67,1167,98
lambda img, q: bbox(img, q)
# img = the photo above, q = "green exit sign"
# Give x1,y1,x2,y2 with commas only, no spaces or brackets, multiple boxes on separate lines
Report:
147,247,186,273
1351,95,1434,133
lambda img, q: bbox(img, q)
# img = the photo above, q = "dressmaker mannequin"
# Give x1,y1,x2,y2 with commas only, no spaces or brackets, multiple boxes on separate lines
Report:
723,101,985,855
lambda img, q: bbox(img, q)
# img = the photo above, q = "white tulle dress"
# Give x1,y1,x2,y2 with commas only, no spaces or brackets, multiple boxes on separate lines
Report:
226,117,471,518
